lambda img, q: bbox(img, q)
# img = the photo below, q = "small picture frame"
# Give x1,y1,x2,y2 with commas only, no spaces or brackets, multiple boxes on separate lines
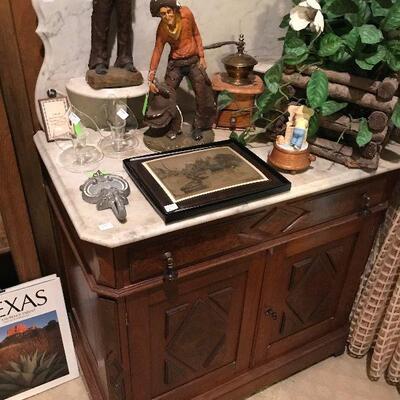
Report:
39,96,71,141
123,140,291,223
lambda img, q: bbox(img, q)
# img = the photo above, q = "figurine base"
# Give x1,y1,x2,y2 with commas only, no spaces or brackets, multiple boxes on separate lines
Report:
86,67,144,90
143,123,214,152
268,142,315,173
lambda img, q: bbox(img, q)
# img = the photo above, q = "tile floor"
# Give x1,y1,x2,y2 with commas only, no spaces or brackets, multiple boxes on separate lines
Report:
29,353,399,400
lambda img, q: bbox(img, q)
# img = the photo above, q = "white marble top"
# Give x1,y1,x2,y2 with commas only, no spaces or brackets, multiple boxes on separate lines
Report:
66,75,149,100
34,130,400,248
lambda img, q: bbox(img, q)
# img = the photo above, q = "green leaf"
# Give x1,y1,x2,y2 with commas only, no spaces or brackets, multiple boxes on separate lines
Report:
356,118,373,147
356,45,386,70
280,14,290,28
386,49,400,71
359,25,384,44
381,1,400,31
330,47,352,63
307,114,319,139
370,0,390,17
264,61,283,94
326,0,359,15
345,0,372,26
342,28,360,51
284,36,308,58
391,101,400,128
217,90,234,111
318,33,343,57
256,91,282,113
284,52,309,66
307,71,329,109
321,101,348,116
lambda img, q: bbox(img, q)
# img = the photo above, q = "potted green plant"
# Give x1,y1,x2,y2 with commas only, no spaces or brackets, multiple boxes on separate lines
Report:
255,0,400,168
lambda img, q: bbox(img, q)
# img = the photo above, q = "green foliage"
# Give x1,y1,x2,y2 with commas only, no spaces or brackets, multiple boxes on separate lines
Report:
381,1,400,31
264,61,283,94
230,130,254,146
217,90,234,112
307,71,329,109
321,100,348,116
359,25,383,44
391,101,400,129
318,33,343,57
0,351,68,398
307,114,320,139
356,118,373,147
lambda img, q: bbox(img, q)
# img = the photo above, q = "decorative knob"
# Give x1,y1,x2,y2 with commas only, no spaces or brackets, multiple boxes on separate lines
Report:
164,252,178,282
264,307,278,320
361,193,372,216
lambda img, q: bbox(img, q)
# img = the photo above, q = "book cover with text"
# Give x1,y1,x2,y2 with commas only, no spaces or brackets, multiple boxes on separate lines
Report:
0,275,79,400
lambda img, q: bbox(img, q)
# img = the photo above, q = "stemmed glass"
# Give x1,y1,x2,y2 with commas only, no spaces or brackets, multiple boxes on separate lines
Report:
99,98,139,159
58,107,103,173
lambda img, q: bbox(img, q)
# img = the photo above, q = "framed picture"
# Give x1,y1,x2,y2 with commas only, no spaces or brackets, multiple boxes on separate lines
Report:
39,96,71,141
123,140,291,223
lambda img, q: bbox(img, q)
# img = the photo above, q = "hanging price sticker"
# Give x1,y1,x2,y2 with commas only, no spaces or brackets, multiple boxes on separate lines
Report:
117,109,129,120
69,112,81,125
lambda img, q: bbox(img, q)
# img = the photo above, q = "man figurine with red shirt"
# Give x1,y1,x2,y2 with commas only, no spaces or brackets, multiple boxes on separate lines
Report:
149,0,216,141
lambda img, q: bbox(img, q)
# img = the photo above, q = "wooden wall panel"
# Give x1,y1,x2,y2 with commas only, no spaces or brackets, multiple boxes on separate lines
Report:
10,0,44,131
0,87,41,281
0,0,58,276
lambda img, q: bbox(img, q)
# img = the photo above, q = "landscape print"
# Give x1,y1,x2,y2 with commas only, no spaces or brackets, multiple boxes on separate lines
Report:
144,146,269,202
0,311,69,400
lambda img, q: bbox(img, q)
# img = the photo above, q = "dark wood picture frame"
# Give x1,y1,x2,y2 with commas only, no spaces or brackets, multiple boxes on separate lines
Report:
124,140,291,223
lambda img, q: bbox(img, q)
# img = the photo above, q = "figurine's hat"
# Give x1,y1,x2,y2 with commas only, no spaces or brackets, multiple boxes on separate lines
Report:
144,83,177,129
150,0,181,17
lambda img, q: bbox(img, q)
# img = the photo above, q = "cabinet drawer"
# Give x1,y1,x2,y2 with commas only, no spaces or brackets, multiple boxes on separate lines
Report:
129,174,394,283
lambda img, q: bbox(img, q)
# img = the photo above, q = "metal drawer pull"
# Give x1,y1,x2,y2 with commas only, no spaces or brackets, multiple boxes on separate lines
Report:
361,193,372,216
264,307,278,321
164,252,178,282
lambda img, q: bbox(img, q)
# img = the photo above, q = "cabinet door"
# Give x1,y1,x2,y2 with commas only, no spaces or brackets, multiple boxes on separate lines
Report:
252,217,378,366
128,252,265,400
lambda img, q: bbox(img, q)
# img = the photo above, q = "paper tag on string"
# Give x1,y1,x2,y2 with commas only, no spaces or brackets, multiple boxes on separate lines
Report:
69,112,80,125
117,109,129,120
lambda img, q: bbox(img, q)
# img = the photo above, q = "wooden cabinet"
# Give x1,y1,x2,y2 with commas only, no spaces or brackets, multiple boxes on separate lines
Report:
44,171,398,400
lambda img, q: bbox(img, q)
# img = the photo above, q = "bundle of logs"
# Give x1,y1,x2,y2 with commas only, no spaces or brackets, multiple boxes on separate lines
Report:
281,66,399,169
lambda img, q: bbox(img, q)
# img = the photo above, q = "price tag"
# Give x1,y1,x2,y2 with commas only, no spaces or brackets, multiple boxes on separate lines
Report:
99,222,114,231
164,204,178,212
117,109,129,120
69,112,81,125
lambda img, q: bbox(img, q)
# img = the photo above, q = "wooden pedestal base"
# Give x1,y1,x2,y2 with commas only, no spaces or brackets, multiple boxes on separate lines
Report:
268,143,315,173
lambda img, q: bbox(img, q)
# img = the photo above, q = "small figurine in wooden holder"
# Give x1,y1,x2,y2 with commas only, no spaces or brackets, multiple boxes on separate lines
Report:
268,105,316,173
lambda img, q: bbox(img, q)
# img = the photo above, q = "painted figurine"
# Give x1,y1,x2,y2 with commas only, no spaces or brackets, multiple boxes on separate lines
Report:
89,0,136,75
148,0,216,141
277,105,314,150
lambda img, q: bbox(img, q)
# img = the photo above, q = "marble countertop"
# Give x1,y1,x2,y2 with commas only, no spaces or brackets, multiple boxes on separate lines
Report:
34,130,400,248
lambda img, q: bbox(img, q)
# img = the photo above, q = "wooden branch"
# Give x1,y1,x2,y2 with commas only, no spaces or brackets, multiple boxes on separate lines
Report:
303,66,381,94
368,111,388,132
309,144,379,169
319,114,388,144
309,137,353,157
377,78,399,101
282,73,398,114
360,142,379,160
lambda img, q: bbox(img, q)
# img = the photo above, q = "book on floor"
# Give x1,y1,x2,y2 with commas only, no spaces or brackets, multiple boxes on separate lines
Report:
0,275,79,400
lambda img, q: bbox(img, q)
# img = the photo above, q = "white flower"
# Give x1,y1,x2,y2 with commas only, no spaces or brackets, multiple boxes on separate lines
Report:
289,0,325,34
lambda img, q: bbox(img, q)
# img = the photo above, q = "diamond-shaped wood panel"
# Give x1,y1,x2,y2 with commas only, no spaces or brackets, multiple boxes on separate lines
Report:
167,299,227,371
286,251,338,323
251,206,309,237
